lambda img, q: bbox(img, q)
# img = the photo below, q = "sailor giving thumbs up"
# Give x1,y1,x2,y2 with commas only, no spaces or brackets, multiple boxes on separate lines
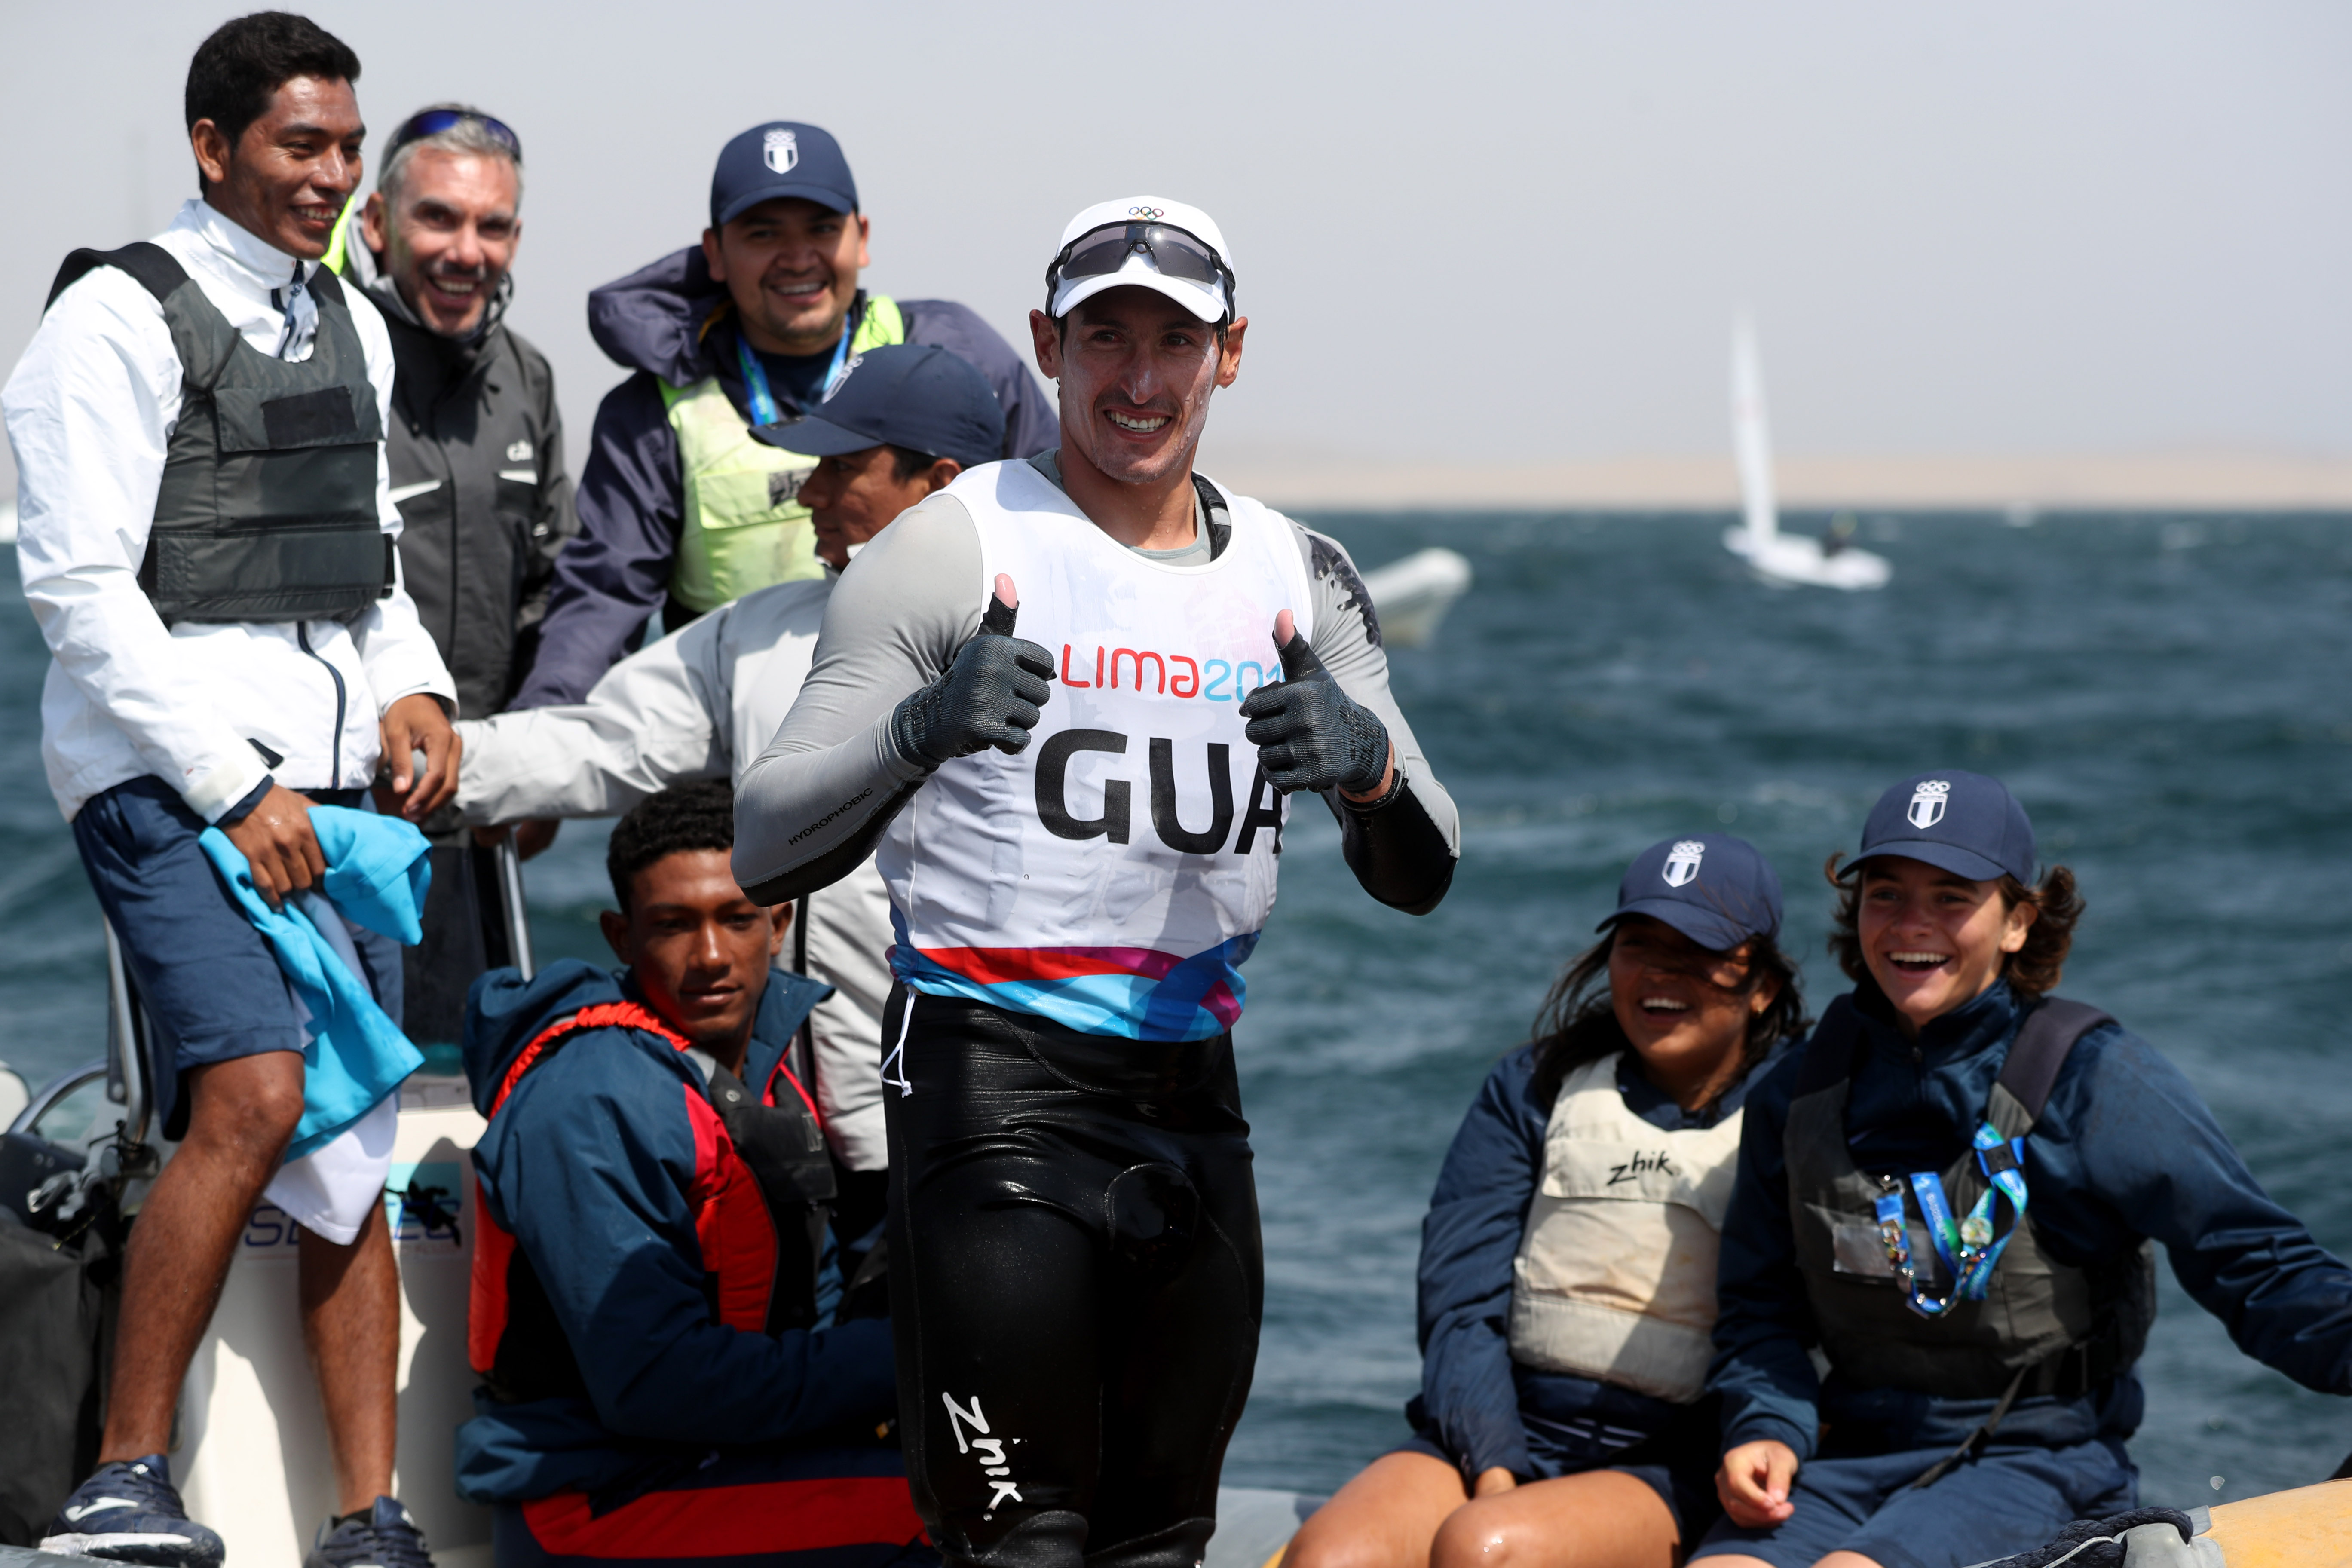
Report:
889,574,1057,766
1240,609,1397,799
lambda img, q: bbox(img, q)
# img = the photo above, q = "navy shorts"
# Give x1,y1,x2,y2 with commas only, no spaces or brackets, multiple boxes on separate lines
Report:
73,777,401,1140
1688,1437,2138,1568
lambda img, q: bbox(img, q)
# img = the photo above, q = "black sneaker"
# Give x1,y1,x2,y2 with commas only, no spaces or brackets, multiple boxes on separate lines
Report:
303,1497,435,1568
40,1455,225,1568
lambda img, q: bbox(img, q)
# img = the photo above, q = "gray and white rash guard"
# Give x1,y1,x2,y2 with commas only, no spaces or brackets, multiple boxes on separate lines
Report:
732,456,1459,922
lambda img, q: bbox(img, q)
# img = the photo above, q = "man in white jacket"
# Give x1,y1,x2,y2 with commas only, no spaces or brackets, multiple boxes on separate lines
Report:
3,17,457,1568
456,343,1004,1179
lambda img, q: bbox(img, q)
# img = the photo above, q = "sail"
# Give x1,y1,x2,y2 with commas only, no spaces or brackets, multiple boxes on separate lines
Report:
1731,315,1776,545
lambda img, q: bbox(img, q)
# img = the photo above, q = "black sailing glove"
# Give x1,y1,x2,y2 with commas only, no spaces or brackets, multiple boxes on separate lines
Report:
889,583,1054,768
1239,618,1393,796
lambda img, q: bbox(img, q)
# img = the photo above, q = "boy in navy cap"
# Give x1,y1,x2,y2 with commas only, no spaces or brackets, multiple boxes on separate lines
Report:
454,344,1008,1187
1695,771,2352,1568
509,121,1055,712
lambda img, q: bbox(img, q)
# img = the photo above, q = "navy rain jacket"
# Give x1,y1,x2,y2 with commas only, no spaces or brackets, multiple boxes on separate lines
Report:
1709,978,2352,1462
1416,1042,1777,1480
453,958,896,1504
511,248,1057,708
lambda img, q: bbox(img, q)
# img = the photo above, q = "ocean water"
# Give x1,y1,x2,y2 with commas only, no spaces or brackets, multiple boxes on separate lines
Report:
5,511,2350,1511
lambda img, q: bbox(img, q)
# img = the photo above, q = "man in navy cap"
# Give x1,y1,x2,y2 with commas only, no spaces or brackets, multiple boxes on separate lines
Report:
454,344,1007,1193
507,122,1055,717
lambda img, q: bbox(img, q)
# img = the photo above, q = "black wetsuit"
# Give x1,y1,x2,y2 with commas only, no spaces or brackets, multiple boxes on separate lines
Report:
732,456,1458,1568
883,991,1260,1568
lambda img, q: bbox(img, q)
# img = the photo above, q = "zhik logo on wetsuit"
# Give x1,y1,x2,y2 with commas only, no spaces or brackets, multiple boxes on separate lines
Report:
1908,779,1951,829
943,1393,1024,1514
1662,840,1705,887
1607,1150,1679,1185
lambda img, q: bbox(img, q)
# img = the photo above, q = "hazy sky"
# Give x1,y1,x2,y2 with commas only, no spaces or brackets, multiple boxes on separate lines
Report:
3,0,2347,496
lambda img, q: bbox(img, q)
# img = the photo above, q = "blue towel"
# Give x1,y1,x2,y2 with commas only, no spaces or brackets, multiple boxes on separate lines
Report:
198,806,432,1160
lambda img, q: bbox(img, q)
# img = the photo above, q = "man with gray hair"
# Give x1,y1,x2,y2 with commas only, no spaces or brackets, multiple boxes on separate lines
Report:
325,107,577,1048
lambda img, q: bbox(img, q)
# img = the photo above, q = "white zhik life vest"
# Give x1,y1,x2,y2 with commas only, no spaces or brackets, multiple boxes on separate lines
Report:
1507,1052,1746,1403
879,459,1314,1042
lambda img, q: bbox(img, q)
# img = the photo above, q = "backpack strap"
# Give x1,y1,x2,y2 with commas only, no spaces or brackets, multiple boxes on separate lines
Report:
1994,996,2115,1124
488,1000,690,1118
47,242,189,312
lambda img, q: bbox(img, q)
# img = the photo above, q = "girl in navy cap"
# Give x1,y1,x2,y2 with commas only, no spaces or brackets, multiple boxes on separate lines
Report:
1287,835,1806,1568
1694,771,2352,1568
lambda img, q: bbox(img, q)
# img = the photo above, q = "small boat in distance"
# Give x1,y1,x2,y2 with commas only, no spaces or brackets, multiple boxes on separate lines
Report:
1721,315,1890,591
1360,547,1473,647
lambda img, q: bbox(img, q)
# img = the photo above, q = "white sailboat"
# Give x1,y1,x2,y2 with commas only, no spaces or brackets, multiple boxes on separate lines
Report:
1360,547,1472,647
1721,316,1890,591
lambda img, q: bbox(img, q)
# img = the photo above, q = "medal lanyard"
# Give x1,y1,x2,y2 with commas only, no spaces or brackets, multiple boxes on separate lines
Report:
1874,1124,2030,1319
734,306,858,428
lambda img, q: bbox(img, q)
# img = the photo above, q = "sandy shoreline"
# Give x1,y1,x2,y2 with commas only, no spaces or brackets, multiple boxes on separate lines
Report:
1195,450,2352,513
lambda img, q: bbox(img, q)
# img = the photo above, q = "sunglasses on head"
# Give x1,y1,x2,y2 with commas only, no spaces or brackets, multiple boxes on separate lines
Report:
386,108,522,165
1047,220,1234,313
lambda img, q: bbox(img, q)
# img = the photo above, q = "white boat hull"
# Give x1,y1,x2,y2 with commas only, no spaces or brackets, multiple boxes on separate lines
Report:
174,1080,493,1568
1360,548,1473,647
1724,315,1890,591
1207,1488,1318,1568
1723,525,1891,591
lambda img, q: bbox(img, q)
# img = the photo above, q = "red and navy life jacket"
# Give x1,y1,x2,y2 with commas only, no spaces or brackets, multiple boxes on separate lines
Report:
467,1000,836,1405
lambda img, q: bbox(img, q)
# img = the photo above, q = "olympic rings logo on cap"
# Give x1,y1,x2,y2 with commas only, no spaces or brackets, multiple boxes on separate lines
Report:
1127,205,1165,219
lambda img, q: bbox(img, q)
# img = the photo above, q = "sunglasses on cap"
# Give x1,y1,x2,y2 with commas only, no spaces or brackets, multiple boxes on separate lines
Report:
386,108,523,164
1047,221,1234,314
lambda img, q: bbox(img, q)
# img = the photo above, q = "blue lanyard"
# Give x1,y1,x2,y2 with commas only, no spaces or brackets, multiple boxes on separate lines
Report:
733,309,857,427
1874,1123,2030,1318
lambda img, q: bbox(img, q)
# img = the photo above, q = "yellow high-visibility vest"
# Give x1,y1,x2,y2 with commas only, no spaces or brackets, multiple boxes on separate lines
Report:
661,297,907,614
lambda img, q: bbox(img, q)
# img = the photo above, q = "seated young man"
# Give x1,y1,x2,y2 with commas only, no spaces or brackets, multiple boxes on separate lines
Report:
457,778,929,1568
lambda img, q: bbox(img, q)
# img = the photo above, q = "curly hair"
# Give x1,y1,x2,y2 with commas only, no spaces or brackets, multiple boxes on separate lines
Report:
1527,925,1809,1111
1822,854,2082,998
607,779,735,910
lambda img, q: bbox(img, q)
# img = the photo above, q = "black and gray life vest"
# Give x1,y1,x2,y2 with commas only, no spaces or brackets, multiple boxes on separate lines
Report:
46,242,392,627
1785,994,2156,1402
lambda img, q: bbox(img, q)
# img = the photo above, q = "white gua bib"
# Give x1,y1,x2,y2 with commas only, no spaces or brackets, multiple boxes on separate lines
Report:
879,460,1313,1042
1507,1052,1747,1403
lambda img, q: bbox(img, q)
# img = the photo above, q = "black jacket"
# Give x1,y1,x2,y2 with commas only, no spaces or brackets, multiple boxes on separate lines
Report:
508,247,1054,710
366,272,577,717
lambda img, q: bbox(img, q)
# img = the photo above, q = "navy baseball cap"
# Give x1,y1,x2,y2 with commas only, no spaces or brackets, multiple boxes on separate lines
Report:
1599,834,1783,952
751,344,1005,470
1853,769,2036,885
710,122,858,230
